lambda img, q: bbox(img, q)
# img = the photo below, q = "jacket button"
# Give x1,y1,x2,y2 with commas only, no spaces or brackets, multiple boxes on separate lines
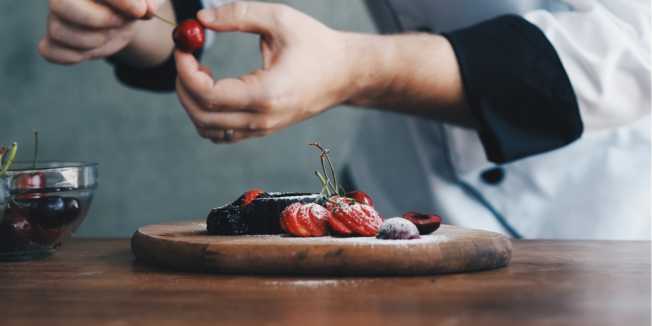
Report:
481,167,505,185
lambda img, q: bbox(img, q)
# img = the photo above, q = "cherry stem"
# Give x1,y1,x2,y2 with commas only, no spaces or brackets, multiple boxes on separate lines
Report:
153,13,176,27
309,143,342,196
314,171,331,197
317,155,337,195
32,130,38,169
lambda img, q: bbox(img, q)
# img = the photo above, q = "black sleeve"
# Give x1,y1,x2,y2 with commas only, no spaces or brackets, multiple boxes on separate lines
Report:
106,0,204,92
443,15,583,164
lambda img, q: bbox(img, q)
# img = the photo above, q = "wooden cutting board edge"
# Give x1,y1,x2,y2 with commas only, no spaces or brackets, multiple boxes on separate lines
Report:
131,221,512,276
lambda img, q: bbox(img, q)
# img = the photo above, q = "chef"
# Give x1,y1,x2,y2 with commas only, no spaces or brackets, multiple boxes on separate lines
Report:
38,0,650,239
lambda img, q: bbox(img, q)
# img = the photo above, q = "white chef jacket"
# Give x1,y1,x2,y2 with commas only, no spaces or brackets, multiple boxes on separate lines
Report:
201,0,651,240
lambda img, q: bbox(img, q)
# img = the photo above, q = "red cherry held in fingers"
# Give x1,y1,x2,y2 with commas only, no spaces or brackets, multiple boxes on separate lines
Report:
240,188,266,207
173,19,205,53
280,203,330,237
346,191,374,206
325,196,383,237
402,212,442,235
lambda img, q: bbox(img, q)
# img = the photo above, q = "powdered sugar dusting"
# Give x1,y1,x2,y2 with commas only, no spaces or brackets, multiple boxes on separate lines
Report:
263,279,365,289
308,203,330,221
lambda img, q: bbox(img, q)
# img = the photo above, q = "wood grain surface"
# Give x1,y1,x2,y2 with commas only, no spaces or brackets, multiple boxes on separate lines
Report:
1,239,649,326
131,221,512,275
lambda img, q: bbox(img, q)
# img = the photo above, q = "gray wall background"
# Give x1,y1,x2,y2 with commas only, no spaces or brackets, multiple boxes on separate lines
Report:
0,1,377,237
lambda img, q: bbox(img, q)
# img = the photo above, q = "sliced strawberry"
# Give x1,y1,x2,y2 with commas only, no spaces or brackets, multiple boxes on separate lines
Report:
327,197,383,237
306,204,329,236
280,203,330,237
292,205,313,237
327,215,353,235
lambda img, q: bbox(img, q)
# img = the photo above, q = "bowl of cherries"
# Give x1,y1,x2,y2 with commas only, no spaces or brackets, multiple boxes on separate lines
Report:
0,143,98,261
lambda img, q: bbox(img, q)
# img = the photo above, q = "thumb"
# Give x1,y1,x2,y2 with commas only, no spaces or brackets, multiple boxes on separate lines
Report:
197,1,280,35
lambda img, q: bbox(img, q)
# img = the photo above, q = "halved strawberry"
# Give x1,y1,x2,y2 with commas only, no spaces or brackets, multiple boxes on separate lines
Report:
280,203,330,237
326,196,382,237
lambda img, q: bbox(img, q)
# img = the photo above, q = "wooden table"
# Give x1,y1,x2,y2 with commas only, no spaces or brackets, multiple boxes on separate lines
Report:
0,239,649,325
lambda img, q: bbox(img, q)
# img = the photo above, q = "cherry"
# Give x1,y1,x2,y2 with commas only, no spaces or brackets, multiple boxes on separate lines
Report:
0,214,34,251
63,198,81,222
173,19,205,53
15,172,46,189
14,172,46,199
346,191,374,206
28,196,80,229
402,212,442,235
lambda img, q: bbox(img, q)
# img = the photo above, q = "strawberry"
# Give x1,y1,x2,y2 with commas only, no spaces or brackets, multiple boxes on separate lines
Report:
173,19,205,53
326,196,383,237
280,203,330,237
240,188,265,207
346,191,374,206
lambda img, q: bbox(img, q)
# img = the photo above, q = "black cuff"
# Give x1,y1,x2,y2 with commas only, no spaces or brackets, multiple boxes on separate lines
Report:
443,15,583,164
107,0,204,92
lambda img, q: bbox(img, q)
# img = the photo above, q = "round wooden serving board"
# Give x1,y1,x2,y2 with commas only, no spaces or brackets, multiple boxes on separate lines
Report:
131,221,512,276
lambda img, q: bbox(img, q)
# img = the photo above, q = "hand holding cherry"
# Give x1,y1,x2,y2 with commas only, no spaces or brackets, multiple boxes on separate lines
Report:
174,2,357,144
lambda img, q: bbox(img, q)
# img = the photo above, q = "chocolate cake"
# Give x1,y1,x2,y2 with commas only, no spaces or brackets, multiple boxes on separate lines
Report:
206,192,324,235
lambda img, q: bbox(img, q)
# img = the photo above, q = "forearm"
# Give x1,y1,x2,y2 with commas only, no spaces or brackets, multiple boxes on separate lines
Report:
343,32,476,128
112,0,176,68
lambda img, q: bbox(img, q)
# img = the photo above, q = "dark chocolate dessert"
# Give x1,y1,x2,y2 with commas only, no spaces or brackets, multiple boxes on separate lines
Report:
207,192,323,235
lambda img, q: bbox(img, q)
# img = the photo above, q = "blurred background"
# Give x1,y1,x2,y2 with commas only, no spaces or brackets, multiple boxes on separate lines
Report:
0,1,376,237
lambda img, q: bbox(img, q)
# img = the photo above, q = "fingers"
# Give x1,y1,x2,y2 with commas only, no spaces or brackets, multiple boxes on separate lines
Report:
201,129,265,144
40,11,134,64
49,0,126,29
176,77,270,143
144,0,166,19
175,51,264,112
46,14,110,50
197,1,284,35
38,37,87,65
103,0,148,19
176,78,250,129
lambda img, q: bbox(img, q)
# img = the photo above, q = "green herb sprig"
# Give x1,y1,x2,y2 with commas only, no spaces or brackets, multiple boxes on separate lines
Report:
0,143,18,177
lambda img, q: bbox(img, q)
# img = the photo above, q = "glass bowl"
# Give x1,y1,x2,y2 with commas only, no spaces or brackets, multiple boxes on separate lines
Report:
0,162,98,261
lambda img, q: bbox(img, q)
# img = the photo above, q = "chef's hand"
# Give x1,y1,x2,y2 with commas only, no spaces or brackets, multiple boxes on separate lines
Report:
39,0,173,66
175,2,357,143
